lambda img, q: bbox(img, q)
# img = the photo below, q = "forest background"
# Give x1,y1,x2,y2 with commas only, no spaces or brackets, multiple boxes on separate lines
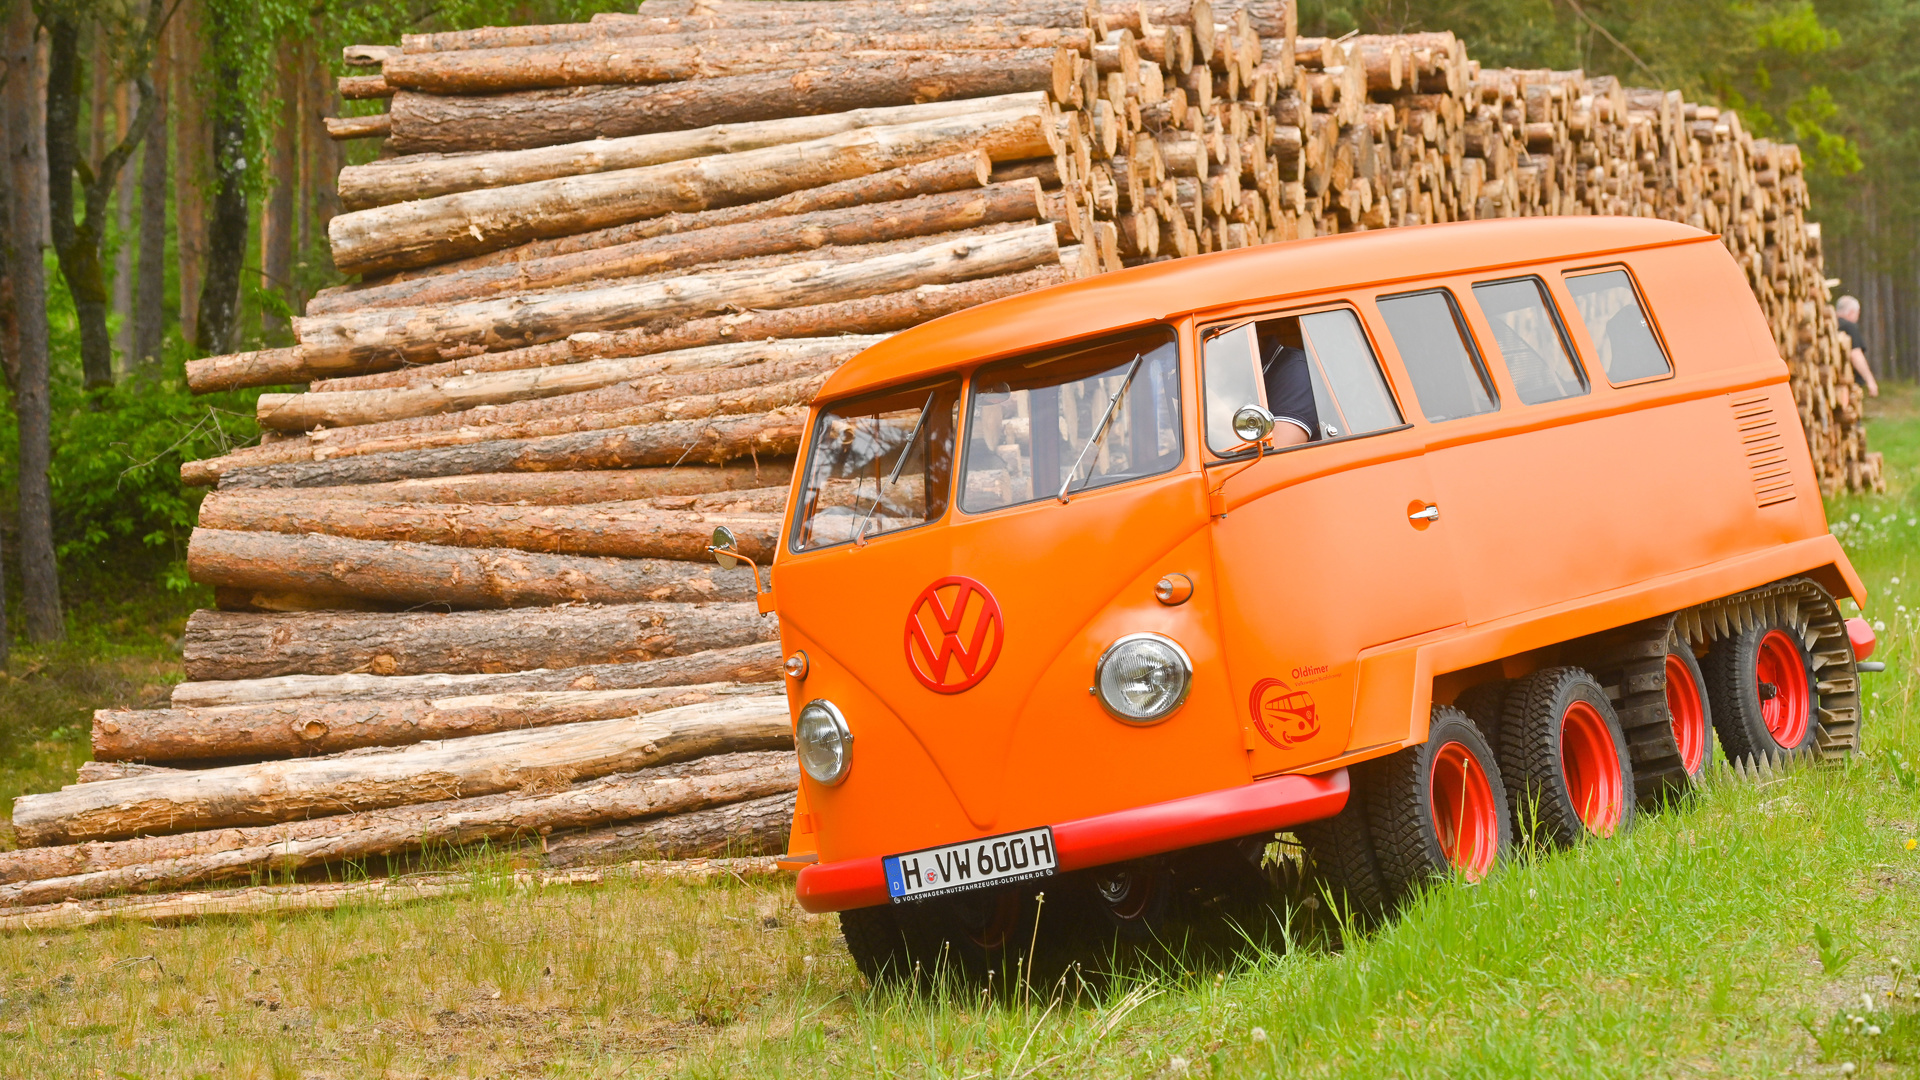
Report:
0,0,1915,778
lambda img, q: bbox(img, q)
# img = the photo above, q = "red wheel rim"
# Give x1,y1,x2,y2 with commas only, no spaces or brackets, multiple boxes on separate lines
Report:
1560,701,1625,837
1665,652,1707,775
1755,629,1812,749
1428,741,1499,881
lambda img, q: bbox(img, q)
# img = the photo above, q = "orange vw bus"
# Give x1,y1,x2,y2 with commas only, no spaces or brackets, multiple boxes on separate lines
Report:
721,216,1878,980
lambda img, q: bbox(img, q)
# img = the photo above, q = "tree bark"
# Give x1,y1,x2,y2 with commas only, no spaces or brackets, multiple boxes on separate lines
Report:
9,696,794,845
214,407,808,489
191,368,834,484
183,602,775,682
0,857,790,929
133,43,167,370
312,265,1063,393
2,754,796,902
3,1,61,641
42,11,115,389
171,640,784,708
385,50,1071,155
289,466,790,508
94,681,780,762
383,38,1090,95
311,180,1042,314
169,0,205,344
544,789,794,866
186,528,761,609
302,225,1058,369
338,97,1013,211
198,491,783,563
259,38,298,341
255,335,869,432
195,2,248,356
335,105,1055,273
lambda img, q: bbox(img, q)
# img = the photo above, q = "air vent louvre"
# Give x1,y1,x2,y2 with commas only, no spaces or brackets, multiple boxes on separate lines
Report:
1730,393,1795,507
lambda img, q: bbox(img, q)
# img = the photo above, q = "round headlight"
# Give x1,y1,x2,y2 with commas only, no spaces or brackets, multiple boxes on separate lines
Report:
795,699,853,785
1095,633,1192,724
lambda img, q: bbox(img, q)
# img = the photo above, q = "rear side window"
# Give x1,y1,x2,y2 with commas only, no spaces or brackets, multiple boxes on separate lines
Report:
1472,277,1588,405
1564,269,1672,383
1202,308,1401,454
1376,290,1499,422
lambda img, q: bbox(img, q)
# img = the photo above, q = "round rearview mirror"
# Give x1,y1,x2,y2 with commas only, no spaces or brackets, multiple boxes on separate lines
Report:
708,525,742,570
1231,404,1276,444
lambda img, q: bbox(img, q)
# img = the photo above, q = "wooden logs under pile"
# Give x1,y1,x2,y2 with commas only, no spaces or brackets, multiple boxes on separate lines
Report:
2,0,1882,919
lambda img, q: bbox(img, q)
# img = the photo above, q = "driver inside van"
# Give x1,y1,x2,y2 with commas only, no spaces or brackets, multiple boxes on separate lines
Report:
1259,320,1318,446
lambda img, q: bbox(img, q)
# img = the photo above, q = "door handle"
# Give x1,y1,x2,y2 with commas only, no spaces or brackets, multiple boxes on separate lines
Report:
1409,504,1440,523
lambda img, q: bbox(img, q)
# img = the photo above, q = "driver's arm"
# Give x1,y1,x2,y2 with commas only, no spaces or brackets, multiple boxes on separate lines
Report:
1262,344,1319,446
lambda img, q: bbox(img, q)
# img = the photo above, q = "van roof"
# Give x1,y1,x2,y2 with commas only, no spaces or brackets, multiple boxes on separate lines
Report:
818,216,1714,401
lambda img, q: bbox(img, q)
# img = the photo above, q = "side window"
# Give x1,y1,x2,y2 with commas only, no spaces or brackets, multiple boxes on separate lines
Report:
1564,269,1672,383
1376,290,1499,422
1202,308,1402,455
1471,277,1588,405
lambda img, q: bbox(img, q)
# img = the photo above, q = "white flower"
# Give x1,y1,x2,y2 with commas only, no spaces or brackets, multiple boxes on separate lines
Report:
1169,1055,1191,1075
1863,992,1877,1011
1527,888,1538,899
1841,1063,1857,1076
1875,621,1888,631
1251,1027,1268,1044
1852,513,1863,522
1907,519,1916,527
1867,1025,1882,1036
1894,577,1903,585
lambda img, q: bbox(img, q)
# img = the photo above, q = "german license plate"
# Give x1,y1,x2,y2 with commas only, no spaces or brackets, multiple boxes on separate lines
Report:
883,827,1057,902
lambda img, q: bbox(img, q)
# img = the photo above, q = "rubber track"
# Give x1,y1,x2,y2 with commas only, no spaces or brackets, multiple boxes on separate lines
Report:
1676,577,1861,762
1571,615,1690,805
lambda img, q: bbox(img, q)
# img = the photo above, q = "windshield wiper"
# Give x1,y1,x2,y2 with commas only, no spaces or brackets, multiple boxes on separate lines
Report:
1057,355,1144,504
853,390,935,545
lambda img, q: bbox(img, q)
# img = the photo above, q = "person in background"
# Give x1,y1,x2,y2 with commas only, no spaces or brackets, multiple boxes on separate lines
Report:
1835,295,1880,398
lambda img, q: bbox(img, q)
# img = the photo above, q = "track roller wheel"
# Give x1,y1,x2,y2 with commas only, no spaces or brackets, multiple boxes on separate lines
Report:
1363,706,1511,903
1703,612,1818,762
1499,667,1635,845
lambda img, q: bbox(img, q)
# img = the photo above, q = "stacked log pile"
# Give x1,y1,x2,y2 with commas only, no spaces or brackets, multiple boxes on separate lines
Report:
0,0,1880,919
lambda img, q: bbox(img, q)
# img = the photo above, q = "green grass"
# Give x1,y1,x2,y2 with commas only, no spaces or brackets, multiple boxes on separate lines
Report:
5,393,1920,1077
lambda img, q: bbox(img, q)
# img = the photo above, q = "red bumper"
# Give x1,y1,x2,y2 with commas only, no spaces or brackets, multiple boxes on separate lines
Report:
794,768,1350,913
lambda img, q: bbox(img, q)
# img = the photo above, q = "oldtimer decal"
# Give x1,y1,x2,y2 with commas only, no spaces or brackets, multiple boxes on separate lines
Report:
904,576,1004,694
1250,677,1321,748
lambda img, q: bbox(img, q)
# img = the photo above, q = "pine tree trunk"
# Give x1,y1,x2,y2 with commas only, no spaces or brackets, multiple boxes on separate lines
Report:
170,0,205,344
133,55,167,369
43,12,116,390
3,1,63,641
260,42,298,340
195,23,249,355
111,82,135,371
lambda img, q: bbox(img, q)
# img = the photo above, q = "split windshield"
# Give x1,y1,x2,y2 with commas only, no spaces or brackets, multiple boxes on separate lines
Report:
960,328,1183,513
789,381,961,552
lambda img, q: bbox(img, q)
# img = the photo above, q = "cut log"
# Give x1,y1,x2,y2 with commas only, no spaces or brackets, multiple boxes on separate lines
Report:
303,225,1058,370
191,374,828,485
216,408,808,490
338,101,1012,211
385,39,1091,94
333,105,1056,273
198,491,783,563
544,789,795,866
171,640,785,708
1,756,797,901
0,858,789,931
326,114,390,141
185,529,760,609
274,466,792,507
383,51,1072,155
254,336,872,432
10,696,795,846
93,681,781,762
74,762,183,784
309,266,1065,394
338,74,392,100
11,750,789,885
186,346,309,393
309,180,1044,313
181,601,776,681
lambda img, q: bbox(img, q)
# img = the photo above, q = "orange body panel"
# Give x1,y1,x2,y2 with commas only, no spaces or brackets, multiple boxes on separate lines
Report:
770,218,1863,905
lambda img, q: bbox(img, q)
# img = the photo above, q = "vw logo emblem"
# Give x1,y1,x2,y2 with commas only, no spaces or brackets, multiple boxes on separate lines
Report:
904,576,1004,694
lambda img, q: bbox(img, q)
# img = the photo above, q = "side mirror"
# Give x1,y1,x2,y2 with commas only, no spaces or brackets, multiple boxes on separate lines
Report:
1231,404,1276,445
708,526,743,570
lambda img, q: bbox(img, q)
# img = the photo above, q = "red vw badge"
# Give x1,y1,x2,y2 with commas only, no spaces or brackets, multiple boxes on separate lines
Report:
904,576,1004,694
